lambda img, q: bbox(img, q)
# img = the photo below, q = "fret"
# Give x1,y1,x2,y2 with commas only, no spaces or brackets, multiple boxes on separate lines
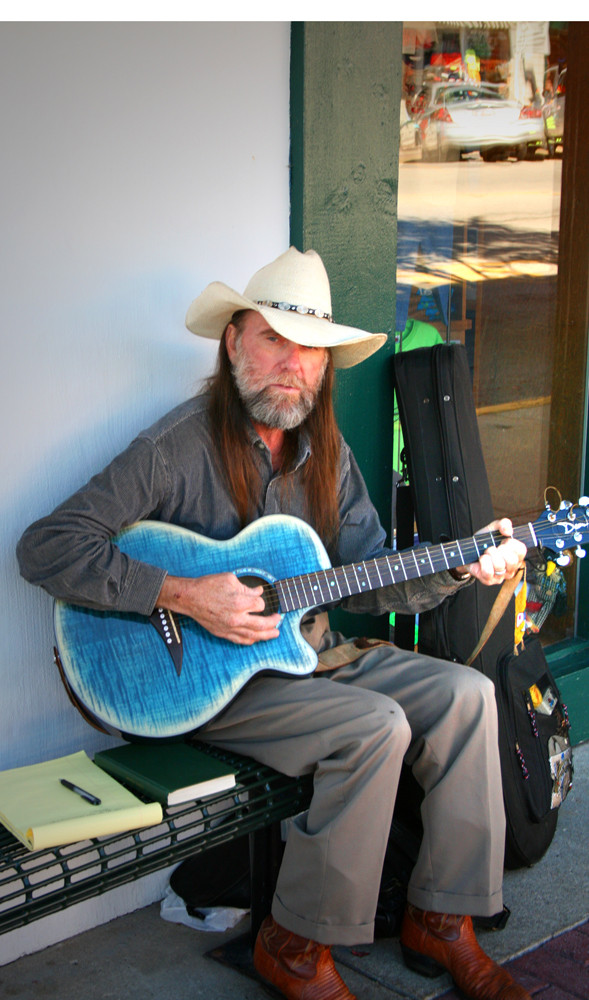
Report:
393,555,404,581
307,571,324,604
288,575,303,608
383,554,399,584
321,571,332,603
273,580,285,613
314,573,327,602
461,541,478,562
294,573,310,608
282,576,296,612
318,571,329,601
516,522,537,548
412,548,432,576
330,568,343,600
340,563,354,597
335,566,349,598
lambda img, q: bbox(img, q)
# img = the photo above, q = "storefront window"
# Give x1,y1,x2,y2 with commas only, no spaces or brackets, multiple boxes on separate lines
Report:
396,21,569,642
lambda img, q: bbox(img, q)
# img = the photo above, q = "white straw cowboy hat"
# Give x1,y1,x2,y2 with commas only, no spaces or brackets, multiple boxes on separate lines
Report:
185,247,387,369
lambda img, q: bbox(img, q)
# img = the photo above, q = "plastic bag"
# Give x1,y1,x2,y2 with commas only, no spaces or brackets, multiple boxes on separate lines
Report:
160,884,248,932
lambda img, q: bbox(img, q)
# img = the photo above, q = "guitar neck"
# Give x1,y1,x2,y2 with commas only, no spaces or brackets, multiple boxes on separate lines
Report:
275,522,537,614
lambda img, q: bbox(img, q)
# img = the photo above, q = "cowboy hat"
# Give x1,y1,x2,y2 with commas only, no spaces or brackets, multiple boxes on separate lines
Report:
185,247,387,369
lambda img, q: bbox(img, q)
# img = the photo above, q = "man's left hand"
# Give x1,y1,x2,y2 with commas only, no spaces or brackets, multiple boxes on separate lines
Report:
460,518,526,586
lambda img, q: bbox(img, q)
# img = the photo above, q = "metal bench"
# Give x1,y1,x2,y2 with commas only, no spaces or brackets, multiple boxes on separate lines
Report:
0,743,313,946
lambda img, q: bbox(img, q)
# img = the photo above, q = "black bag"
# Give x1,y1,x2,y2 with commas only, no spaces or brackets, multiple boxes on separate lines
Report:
494,633,573,868
392,344,571,868
170,834,251,912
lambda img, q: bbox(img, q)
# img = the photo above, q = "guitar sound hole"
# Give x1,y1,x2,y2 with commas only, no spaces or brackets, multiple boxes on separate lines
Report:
238,575,280,616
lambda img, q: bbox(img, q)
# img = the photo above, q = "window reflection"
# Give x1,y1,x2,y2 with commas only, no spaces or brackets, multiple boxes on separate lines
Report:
397,21,568,641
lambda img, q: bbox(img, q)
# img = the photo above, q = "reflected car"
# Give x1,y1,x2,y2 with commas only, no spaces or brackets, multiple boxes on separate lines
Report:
399,100,421,159
543,69,565,157
418,84,545,162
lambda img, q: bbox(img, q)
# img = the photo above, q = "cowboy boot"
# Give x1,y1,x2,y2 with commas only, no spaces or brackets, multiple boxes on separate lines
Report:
400,904,531,1000
253,915,356,1000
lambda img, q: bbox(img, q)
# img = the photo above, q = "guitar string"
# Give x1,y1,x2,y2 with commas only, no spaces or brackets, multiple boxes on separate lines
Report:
272,530,500,613
262,518,563,615
266,522,553,612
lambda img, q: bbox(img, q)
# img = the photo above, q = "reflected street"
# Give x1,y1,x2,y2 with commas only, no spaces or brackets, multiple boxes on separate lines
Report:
398,19,569,638
396,157,563,524
398,156,562,231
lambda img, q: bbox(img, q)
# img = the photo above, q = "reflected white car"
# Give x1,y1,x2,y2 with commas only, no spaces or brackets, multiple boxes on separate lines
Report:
419,84,545,162
400,100,421,160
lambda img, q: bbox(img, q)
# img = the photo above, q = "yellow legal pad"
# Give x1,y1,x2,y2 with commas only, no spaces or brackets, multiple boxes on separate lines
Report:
0,750,163,851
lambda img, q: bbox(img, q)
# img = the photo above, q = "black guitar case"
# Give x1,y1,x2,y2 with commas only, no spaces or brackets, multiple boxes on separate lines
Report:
392,343,507,671
391,344,562,869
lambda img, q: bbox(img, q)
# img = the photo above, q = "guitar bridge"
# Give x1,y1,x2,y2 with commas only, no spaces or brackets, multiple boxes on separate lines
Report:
149,607,183,676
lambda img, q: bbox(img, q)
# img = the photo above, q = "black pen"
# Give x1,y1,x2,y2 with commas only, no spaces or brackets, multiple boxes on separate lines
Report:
60,778,101,806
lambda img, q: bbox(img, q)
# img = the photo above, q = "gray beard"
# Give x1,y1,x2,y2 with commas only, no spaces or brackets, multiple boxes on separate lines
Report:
232,348,327,431
238,384,317,430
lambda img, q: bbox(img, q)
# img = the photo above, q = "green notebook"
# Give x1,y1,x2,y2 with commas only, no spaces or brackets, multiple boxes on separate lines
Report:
0,750,163,851
94,742,236,806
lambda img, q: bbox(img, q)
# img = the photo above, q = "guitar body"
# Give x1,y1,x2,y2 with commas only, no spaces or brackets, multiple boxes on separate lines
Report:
54,516,331,739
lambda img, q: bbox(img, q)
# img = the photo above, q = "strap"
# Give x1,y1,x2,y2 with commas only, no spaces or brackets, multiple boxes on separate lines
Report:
465,567,524,666
316,637,393,672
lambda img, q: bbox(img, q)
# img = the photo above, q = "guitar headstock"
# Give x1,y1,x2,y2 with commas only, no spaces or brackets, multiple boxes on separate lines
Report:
533,497,589,565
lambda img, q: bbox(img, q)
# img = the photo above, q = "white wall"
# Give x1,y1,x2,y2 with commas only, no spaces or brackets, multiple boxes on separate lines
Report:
1,21,291,770
0,20,290,960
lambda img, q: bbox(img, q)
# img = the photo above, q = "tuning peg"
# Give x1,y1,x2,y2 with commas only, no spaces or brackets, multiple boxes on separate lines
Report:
576,546,586,559
556,552,572,566
579,496,589,507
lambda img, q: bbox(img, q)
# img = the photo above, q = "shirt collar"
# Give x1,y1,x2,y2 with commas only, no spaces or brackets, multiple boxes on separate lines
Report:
247,421,312,472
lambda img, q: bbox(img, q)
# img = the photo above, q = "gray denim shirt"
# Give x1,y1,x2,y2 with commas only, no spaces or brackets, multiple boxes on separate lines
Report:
17,392,464,620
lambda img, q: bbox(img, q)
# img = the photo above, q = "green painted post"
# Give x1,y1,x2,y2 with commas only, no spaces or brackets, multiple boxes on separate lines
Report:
290,22,403,637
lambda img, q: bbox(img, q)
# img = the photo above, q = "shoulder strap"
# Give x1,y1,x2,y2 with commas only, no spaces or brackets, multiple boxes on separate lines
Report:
465,567,524,666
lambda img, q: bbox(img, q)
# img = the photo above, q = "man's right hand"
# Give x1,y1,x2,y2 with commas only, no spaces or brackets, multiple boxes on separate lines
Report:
156,572,282,646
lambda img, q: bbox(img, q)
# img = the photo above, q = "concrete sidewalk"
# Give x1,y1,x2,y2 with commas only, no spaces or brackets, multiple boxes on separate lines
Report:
1,743,587,1000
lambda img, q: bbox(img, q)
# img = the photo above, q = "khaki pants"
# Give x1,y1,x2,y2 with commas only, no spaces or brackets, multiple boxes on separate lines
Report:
201,639,505,946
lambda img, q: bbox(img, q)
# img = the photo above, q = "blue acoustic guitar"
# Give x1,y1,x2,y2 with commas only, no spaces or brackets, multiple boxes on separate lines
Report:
53,500,589,739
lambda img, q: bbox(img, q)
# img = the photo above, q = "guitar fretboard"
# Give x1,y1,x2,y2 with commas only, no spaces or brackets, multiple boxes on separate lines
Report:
273,522,537,614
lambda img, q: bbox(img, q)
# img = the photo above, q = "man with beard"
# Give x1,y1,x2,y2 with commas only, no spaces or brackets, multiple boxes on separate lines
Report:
17,248,530,1000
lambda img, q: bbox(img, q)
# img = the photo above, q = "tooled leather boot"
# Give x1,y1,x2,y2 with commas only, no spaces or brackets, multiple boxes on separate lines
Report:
253,915,356,1000
400,904,531,1000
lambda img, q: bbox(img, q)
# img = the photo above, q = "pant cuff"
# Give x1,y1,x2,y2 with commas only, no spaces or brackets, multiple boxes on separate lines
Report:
407,886,504,919
271,896,375,946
